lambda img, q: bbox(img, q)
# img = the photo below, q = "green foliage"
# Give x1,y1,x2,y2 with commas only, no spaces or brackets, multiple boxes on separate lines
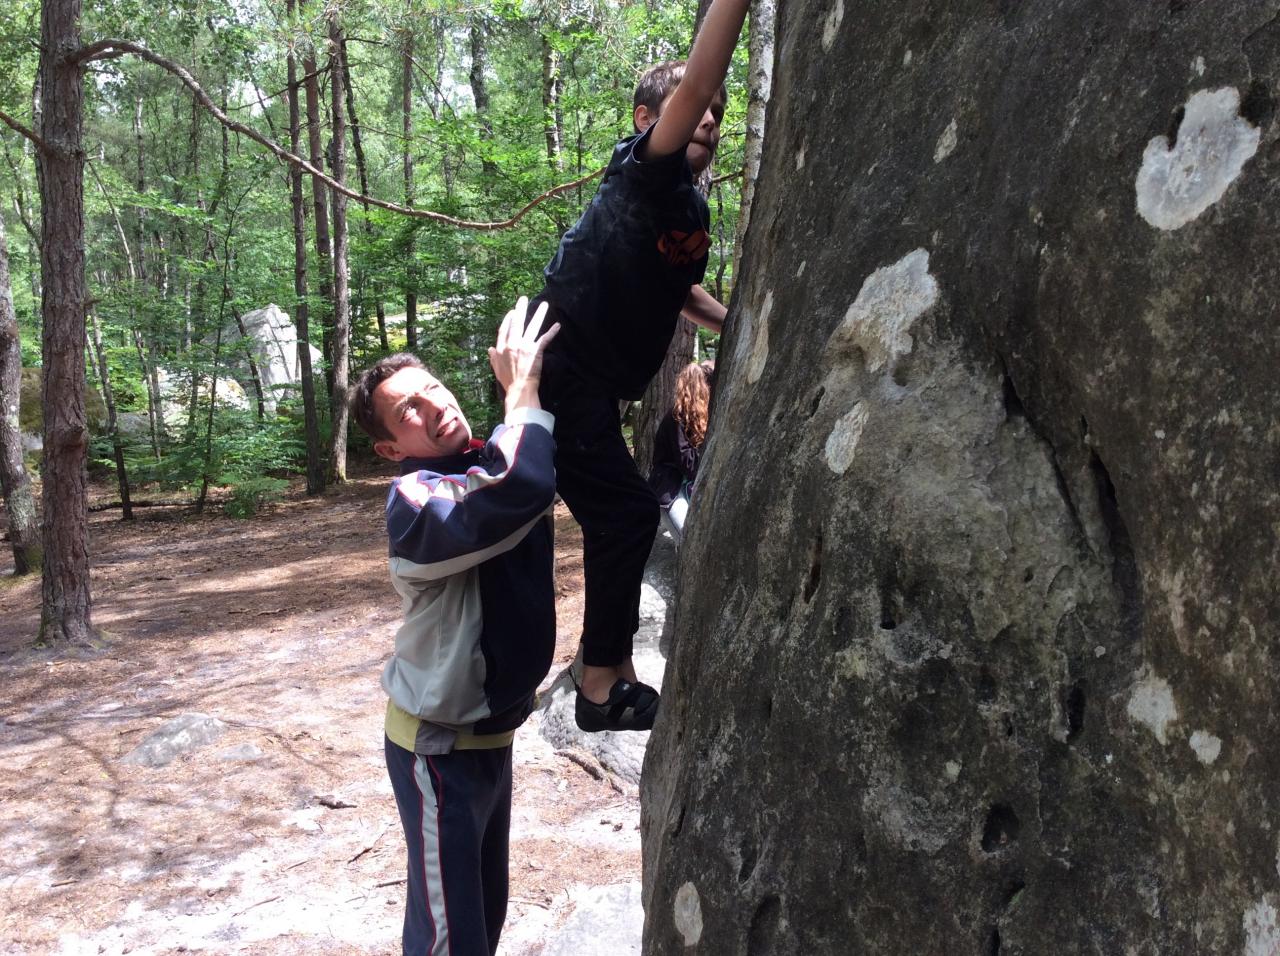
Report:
4,0,751,491
223,475,290,517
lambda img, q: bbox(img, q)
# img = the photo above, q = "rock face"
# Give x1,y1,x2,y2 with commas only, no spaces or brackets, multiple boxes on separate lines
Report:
222,304,322,416
642,4,1280,954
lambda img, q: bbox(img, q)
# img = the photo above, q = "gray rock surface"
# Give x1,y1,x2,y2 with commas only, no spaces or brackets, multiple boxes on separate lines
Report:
221,304,323,416
540,882,643,956
121,713,228,768
642,4,1280,954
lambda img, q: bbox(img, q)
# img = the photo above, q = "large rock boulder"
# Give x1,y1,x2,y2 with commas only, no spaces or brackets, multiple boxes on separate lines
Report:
642,4,1280,954
19,367,107,449
221,304,322,416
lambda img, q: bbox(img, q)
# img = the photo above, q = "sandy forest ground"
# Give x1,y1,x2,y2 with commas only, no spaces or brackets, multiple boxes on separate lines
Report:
0,466,641,955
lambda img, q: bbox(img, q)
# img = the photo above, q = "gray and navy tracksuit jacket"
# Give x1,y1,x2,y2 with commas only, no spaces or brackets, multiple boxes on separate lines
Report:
381,407,557,755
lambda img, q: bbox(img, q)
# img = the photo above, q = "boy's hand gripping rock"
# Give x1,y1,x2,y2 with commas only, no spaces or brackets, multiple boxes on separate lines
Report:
488,296,560,415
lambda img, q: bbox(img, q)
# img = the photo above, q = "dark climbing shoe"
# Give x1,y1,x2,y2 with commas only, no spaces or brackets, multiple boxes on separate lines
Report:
574,679,660,733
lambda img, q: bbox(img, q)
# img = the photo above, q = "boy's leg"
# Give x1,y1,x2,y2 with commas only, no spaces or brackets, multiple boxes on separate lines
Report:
385,737,514,956
540,366,659,668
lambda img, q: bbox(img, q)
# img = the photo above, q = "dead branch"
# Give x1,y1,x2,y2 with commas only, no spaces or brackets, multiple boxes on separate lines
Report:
0,107,49,153
70,39,604,231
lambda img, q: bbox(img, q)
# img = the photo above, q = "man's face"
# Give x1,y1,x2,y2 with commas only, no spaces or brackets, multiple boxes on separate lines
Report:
371,366,472,461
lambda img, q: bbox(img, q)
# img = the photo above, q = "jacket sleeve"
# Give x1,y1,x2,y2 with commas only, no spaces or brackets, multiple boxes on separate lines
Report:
386,408,556,581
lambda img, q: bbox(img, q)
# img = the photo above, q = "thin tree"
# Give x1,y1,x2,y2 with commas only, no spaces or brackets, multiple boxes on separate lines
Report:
286,0,324,495
401,24,418,351
326,7,351,484
302,20,334,404
0,208,40,574
340,34,387,351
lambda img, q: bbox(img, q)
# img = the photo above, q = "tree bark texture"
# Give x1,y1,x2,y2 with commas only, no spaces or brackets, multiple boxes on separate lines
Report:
35,0,94,642
642,3,1280,954
325,12,350,484
302,36,334,400
631,316,695,479
0,209,40,574
402,28,418,352
88,310,132,519
340,35,387,352
286,0,323,496
541,34,564,172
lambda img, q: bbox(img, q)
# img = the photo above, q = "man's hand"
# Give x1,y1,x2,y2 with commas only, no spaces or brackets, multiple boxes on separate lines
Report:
488,296,560,415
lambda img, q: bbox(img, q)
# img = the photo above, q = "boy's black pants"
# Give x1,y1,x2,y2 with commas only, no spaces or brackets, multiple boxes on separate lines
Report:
539,355,660,668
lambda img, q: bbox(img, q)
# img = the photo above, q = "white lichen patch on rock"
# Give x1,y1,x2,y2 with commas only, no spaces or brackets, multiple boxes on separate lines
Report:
831,249,939,372
934,118,959,163
1192,55,1205,77
1244,897,1280,956
903,48,913,67
1135,87,1260,230
795,146,805,170
745,290,772,384
824,402,869,475
821,0,844,53
1188,729,1222,765
1126,670,1179,744
673,881,704,947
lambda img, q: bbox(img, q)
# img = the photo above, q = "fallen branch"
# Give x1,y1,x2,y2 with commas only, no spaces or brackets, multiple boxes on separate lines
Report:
88,499,195,512
375,878,407,888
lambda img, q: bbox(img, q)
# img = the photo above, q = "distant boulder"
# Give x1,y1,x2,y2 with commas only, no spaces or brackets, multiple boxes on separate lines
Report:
218,304,323,416
18,367,107,452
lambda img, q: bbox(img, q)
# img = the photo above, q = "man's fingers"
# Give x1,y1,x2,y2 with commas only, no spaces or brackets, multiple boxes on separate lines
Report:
524,301,549,341
534,322,562,351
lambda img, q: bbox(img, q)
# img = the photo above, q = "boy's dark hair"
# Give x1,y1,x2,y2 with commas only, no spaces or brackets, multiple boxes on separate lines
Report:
349,353,426,442
632,59,727,131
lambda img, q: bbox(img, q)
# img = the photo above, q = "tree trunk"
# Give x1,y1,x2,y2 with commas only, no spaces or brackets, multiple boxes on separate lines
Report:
88,310,133,520
302,33,334,404
0,209,40,574
642,5,1280,954
734,0,776,272
286,0,323,495
230,304,266,420
340,35,386,353
631,316,696,478
541,34,564,172
326,11,350,484
402,28,418,352
35,0,95,643
468,20,497,181
133,95,164,458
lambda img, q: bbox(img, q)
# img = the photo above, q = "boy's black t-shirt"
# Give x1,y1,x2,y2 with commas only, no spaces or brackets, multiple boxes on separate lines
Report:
538,125,711,400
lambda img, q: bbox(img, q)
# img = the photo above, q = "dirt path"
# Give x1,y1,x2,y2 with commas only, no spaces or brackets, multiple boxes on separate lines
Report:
0,470,640,955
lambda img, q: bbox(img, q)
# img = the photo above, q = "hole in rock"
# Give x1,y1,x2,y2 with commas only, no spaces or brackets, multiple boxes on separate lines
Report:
981,803,1021,852
1165,105,1186,148
803,534,823,602
977,668,998,703
1241,80,1277,129
807,386,825,419
746,894,783,955
1023,567,1035,583
1001,373,1026,419
738,844,759,883
1065,680,1086,741
987,927,1002,956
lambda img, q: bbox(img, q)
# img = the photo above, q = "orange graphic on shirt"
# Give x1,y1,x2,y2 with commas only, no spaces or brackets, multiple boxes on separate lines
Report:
658,229,711,266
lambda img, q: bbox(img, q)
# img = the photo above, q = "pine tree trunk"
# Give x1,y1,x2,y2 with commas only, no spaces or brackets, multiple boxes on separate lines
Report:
88,310,133,519
35,0,95,643
286,0,323,495
326,12,350,484
0,209,40,575
632,316,696,478
133,95,164,458
541,35,564,172
302,33,334,405
340,35,386,353
402,29,418,352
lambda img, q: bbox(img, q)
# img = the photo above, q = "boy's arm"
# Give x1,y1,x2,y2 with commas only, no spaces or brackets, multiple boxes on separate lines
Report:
639,0,749,161
682,283,727,334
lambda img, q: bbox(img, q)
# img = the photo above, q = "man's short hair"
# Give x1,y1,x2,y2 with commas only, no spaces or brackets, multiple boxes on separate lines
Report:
349,353,426,442
633,59,727,130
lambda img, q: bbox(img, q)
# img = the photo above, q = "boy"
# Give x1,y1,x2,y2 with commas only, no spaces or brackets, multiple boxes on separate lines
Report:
533,0,749,731
348,298,560,956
